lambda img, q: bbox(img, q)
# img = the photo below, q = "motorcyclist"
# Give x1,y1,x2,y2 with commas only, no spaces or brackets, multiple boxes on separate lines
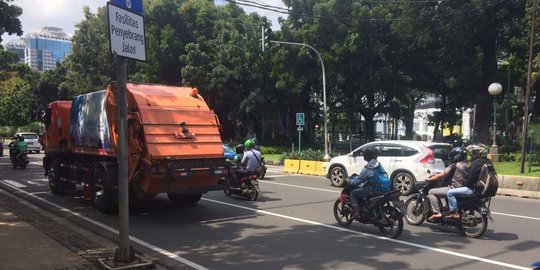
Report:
346,147,391,219
239,139,263,175
229,139,263,188
445,143,493,219
426,147,469,221
9,135,28,161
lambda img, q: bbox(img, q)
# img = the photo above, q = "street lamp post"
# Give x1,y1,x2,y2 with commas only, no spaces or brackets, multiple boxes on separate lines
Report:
488,83,503,159
268,40,330,161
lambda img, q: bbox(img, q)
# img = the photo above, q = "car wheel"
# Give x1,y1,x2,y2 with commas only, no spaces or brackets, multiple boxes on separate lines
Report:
329,166,347,187
393,172,415,196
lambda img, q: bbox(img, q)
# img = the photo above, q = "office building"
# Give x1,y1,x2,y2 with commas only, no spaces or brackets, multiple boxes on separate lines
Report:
4,38,25,63
24,27,72,71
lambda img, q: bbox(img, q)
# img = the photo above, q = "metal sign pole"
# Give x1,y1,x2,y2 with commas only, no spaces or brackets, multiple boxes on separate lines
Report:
106,1,149,267
115,56,133,263
298,127,301,152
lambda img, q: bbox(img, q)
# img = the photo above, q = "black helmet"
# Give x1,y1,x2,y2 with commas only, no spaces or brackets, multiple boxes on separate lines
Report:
449,147,467,163
235,144,245,155
362,147,378,162
18,135,24,141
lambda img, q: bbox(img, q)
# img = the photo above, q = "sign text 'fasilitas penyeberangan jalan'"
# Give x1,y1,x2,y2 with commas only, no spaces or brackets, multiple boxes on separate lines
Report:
108,4,145,58
110,13,144,53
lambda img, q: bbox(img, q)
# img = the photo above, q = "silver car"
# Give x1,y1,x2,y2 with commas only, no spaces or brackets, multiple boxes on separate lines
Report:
14,132,42,153
326,140,451,195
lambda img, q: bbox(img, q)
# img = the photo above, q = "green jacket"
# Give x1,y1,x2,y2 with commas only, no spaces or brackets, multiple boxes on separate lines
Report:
16,141,28,152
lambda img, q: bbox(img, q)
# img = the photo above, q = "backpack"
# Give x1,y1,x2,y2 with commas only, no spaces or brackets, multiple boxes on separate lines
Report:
372,167,391,192
475,163,498,197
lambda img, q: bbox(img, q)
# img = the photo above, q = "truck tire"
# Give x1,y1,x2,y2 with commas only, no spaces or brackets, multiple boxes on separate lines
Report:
167,192,202,205
48,160,63,194
93,166,117,214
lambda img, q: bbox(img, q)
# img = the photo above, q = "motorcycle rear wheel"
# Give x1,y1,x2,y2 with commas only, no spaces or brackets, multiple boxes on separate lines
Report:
245,183,258,201
333,199,354,226
404,197,426,225
376,206,404,238
459,207,488,238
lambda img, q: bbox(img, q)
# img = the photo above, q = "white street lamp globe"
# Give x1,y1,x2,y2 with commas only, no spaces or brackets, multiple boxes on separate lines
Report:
488,82,503,96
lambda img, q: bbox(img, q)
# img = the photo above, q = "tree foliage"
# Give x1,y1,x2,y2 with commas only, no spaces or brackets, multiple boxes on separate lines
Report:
0,0,23,43
2,0,538,148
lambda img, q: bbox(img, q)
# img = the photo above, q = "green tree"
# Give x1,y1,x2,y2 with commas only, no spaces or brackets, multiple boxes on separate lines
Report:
0,78,36,126
181,2,278,141
60,6,114,96
0,47,19,70
0,0,23,43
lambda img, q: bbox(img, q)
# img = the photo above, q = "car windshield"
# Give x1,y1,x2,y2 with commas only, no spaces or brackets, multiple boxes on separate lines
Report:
21,134,38,140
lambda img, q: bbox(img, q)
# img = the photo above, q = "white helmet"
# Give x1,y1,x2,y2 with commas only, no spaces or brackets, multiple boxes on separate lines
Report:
466,143,489,159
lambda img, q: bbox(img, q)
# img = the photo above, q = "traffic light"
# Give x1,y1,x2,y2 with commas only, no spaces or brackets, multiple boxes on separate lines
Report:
261,26,271,52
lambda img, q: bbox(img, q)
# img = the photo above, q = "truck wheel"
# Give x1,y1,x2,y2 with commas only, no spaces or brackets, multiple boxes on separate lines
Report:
93,166,117,214
48,160,63,194
167,192,202,205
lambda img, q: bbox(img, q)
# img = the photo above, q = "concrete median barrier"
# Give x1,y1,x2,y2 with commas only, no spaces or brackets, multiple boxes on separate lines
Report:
298,160,317,175
498,175,540,199
283,159,300,173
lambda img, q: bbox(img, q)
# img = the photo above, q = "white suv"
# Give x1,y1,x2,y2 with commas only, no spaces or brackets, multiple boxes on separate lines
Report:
326,140,451,195
14,132,42,154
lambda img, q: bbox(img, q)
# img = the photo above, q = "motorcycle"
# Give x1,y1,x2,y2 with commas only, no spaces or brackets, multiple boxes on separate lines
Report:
9,147,29,169
223,165,260,201
333,185,404,238
403,181,492,238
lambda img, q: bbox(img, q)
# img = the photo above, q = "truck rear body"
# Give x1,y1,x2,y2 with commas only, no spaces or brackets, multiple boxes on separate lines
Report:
43,82,227,212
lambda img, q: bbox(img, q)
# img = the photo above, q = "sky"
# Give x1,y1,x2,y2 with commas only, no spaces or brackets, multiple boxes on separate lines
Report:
1,0,287,45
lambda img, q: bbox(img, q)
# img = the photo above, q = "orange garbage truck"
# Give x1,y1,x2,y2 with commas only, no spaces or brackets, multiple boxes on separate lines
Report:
43,82,228,213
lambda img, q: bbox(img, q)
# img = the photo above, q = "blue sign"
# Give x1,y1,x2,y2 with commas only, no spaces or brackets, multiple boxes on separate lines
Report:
296,113,305,126
111,0,143,15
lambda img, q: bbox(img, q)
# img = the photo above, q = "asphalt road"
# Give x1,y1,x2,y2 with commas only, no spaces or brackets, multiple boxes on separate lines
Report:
1,152,539,270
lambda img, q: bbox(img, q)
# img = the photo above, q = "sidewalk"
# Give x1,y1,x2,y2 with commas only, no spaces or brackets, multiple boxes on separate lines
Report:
0,188,157,270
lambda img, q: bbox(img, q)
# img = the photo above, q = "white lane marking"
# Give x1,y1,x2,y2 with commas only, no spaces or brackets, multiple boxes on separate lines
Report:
203,198,529,270
3,180,27,188
491,212,540,221
0,183,209,270
263,181,339,193
262,180,540,220
264,175,292,178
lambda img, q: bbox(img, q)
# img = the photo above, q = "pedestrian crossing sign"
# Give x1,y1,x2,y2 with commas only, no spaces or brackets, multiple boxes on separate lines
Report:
296,113,305,126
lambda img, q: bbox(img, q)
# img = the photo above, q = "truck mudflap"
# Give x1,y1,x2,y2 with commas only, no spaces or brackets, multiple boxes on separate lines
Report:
165,159,228,191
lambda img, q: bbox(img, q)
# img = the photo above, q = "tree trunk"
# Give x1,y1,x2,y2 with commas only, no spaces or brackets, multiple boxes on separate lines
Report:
363,111,376,142
404,99,416,140
473,8,498,145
